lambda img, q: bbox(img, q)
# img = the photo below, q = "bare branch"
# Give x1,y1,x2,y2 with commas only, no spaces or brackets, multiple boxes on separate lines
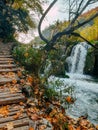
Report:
38,0,58,44
38,0,98,51
43,11,98,51
71,32,98,49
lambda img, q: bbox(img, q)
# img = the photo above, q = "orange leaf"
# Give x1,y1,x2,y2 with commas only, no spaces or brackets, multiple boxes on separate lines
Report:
76,126,81,130
68,125,75,130
34,89,39,95
27,76,33,83
17,71,22,77
31,114,40,121
13,112,22,119
29,127,34,130
65,96,72,103
20,79,25,84
12,79,17,84
0,106,9,117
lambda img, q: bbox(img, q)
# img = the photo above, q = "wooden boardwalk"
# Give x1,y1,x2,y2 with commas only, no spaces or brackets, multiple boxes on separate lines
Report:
0,43,30,130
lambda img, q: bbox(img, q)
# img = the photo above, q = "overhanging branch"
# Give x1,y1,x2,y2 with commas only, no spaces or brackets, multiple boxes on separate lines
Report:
38,0,58,44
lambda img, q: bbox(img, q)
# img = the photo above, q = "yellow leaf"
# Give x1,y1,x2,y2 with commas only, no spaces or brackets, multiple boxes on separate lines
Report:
24,52,29,57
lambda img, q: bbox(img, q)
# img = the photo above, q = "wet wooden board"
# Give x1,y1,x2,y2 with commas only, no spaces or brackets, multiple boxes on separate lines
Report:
0,68,20,72
0,55,12,58
0,77,19,85
0,64,16,68
0,58,14,61
0,60,14,64
0,95,26,105
0,43,31,130
0,105,30,130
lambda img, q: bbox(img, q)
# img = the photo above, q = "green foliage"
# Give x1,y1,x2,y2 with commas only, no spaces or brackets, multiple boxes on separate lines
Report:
43,78,74,105
0,0,46,40
12,44,42,75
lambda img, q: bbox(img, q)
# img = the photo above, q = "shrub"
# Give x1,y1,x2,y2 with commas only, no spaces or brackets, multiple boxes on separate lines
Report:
12,44,42,75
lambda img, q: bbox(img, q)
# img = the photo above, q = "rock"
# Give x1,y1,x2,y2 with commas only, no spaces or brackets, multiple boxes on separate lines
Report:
84,48,95,74
22,85,32,98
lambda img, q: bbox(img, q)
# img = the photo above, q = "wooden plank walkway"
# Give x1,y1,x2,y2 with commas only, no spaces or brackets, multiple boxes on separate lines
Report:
0,43,30,130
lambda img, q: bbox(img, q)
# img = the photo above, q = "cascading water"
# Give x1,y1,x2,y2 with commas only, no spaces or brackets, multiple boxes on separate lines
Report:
49,42,98,124
66,42,90,74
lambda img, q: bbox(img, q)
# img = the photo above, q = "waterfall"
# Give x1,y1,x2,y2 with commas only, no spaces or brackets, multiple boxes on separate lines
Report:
66,42,90,74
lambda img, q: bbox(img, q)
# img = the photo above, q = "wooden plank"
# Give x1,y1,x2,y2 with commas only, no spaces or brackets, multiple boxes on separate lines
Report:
0,91,21,94
0,64,16,68
14,126,29,130
0,113,27,124
0,118,29,128
0,58,13,61
0,55,12,58
8,110,25,116
8,106,24,112
0,77,19,85
0,68,20,72
0,96,26,105
0,61,14,64
0,93,24,99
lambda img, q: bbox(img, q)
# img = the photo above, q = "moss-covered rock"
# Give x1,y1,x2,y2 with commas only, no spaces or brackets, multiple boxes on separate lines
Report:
84,47,95,74
93,44,98,76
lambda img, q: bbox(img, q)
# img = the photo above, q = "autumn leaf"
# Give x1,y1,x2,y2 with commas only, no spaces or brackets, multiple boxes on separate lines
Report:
9,87,18,93
39,125,47,130
80,119,89,126
29,127,34,130
17,71,22,77
89,128,95,130
0,106,9,117
68,124,75,130
34,88,39,95
12,79,17,84
27,76,33,84
13,112,22,119
20,79,25,84
6,122,14,130
31,114,41,121
76,126,81,130
65,96,73,103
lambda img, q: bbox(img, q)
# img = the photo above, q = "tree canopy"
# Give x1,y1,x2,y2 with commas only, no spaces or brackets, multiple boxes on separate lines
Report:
0,0,46,39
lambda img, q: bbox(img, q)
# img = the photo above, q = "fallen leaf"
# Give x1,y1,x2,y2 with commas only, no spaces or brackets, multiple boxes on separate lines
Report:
65,96,73,103
0,106,9,117
12,79,17,84
76,126,81,130
80,119,89,126
31,114,41,121
68,125,75,130
29,127,34,130
6,122,14,130
39,125,47,130
13,112,22,119
27,76,33,84
17,71,22,77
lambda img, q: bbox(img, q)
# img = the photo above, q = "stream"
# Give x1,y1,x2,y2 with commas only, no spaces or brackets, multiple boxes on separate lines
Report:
48,42,98,124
